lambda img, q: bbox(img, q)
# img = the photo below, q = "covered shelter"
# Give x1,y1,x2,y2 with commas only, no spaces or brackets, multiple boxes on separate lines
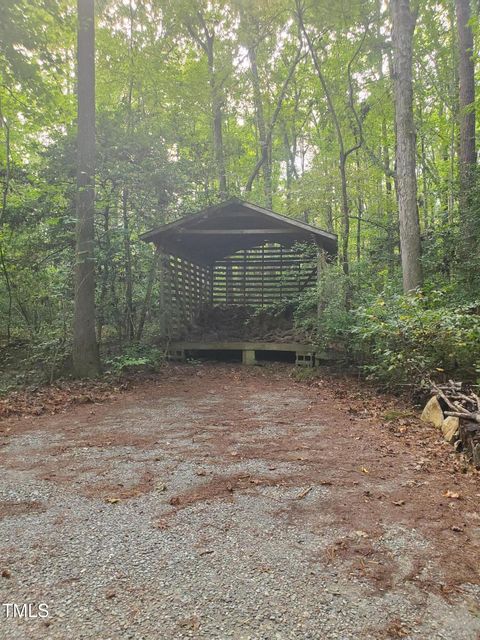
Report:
141,198,337,364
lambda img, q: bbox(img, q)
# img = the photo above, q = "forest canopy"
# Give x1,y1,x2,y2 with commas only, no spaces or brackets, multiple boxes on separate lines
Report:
0,0,479,389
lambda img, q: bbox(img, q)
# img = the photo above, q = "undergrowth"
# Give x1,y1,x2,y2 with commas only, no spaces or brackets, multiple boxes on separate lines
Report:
293,265,480,391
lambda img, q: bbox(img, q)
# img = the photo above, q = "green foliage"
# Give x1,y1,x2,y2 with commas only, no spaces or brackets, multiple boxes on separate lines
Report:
0,335,71,393
294,266,352,352
352,290,480,388
1,0,480,393
104,345,165,376
291,261,480,390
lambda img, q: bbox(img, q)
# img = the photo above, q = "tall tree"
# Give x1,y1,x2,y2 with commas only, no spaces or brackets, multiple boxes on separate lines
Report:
243,15,272,208
391,0,423,292
73,0,100,377
184,7,228,199
4,0,480,376
456,0,476,255
296,0,367,280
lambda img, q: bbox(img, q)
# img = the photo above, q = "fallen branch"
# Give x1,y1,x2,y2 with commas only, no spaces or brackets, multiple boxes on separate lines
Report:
445,410,480,423
296,486,313,500
425,379,480,468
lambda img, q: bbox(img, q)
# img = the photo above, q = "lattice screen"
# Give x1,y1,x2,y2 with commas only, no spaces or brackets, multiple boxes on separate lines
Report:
159,254,212,336
212,243,316,306
159,242,318,337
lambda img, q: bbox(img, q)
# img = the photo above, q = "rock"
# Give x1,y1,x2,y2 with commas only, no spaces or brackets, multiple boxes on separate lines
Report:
421,396,444,428
442,416,459,443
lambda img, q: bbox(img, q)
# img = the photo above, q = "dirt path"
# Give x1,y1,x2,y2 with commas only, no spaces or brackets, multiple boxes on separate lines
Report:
0,364,479,640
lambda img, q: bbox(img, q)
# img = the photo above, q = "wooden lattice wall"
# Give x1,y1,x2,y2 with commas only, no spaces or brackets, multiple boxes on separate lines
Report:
159,242,318,338
159,254,212,337
212,243,316,306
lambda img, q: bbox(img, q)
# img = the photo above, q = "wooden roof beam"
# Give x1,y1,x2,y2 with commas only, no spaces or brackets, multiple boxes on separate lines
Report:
177,229,304,235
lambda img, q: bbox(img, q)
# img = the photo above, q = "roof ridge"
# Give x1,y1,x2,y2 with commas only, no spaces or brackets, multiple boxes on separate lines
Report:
140,199,337,242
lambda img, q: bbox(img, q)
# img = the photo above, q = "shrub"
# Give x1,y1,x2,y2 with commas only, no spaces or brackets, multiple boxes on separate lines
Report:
0,336,71,392
294,265,352,352
104,344,165,376
352,290,480,388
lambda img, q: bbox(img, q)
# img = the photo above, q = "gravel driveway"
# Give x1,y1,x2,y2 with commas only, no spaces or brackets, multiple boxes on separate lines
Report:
0,364,479,640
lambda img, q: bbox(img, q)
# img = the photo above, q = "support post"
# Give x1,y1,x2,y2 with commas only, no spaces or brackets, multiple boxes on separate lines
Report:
242,349,256,365
296,352,314,367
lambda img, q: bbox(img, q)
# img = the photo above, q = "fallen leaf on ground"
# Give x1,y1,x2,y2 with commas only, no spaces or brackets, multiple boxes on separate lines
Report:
467,600,480,616
178,615,200,631
443,490,461,499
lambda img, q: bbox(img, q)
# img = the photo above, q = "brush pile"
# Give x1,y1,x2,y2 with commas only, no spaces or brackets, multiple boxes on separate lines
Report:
421,380,480,468
182,304,309,343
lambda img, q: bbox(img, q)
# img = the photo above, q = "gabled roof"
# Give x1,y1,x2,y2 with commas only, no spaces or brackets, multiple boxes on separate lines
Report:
140,198,337,265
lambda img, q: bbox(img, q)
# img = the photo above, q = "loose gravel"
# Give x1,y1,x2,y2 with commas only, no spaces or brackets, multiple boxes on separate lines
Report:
0,364,479,639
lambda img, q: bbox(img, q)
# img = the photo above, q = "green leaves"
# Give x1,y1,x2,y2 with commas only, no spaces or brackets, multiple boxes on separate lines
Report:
352,290,480,388
105,345,164,376
0,0,479,389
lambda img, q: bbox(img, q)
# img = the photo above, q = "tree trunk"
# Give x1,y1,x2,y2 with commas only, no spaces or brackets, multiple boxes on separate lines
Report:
339,154,350,277
136,250,159,342
205,36,227,199
0,247,12,342
391,0,423,293
420,130,429,228
245,45,302,196
122,1,136,343
96,202,111,343
356,196,362,265
382,108,396,277
0,104,12,342
325,200,334,234
456,0,476,253
248,44,272,208
284,130,293,210
73,0,100,377
379,41,397,277
297,3,354,283
212,86,227,198
448,0,458,224
122,188,134,342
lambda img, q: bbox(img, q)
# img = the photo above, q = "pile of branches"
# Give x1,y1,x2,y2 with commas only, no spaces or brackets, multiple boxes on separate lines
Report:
184,304,308,343
187,305,253,340
431,380,480,468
